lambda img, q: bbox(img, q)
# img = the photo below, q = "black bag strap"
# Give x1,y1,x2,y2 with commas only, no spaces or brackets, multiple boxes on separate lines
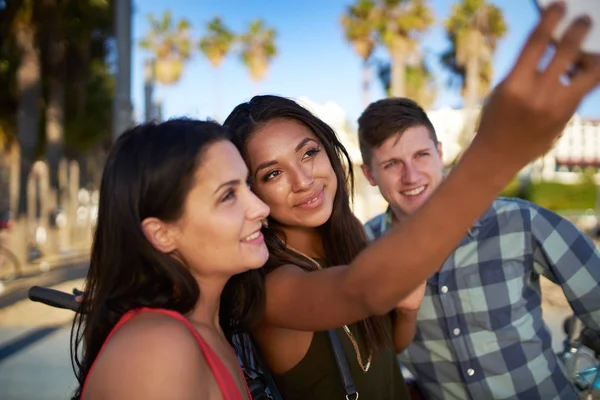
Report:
328,329,359,400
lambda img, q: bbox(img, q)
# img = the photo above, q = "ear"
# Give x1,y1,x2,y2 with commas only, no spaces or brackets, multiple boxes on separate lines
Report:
361,163,377,187
141,217,178,254
436,142,443,161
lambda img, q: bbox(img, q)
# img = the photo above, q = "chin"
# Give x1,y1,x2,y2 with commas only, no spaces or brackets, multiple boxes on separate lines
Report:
250,250,269,270
301,206,333,228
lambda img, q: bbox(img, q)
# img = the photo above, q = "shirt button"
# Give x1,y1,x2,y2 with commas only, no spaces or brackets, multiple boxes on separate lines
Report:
467,368,475,376
453,328,461,336
440,286,448,294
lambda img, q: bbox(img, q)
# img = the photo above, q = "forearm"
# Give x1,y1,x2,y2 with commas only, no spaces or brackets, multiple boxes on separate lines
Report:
392,309,419,353
345,142,517,315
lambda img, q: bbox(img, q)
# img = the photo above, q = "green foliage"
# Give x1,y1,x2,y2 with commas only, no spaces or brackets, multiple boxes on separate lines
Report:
376,59,436,108
139,11,192,84
341,0,377,61
199,17,235,68
0,0,114,155
239,19,277,82
441,0,507,96
376,0,433,49
64,59,114,154
501,178,598,212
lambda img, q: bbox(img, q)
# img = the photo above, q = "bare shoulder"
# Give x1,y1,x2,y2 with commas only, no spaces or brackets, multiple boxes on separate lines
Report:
85,311,214,399
261,262,370,331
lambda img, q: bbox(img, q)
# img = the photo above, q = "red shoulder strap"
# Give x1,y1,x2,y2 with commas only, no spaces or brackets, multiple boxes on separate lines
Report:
82,307,248,399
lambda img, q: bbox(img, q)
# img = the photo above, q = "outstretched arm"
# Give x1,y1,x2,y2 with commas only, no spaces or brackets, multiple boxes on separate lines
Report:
261,5,600,332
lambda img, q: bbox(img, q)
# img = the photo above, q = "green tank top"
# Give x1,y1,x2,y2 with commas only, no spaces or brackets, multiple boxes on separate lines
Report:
272,324,410,400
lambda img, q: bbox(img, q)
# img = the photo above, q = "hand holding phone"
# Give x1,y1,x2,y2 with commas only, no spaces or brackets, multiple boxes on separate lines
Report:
535,0,600,54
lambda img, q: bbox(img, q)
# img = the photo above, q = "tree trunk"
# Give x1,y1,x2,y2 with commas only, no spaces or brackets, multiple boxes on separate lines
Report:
361,59,370,109
46,38,66,203
214,66,222,121
144,58,155,122
459,31,481,149
113,0,133,141
76,152,89,189
15,21,41,218
75,38,90,118
390,40,407,98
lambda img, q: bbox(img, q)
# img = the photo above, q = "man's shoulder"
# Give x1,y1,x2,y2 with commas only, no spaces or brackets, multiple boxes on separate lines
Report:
482,197,572,234
492,196,537,212
364,212,389,241
365,212,387,227
481,197,539,222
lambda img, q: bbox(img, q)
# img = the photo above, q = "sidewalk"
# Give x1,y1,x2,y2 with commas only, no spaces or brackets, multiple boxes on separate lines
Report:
0,278,85,400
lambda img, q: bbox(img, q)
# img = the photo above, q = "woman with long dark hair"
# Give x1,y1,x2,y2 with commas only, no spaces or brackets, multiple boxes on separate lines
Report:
223,95,422,399
71,119,270,399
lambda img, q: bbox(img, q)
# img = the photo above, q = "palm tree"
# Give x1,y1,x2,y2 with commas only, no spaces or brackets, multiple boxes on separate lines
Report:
239,19,277,87
375,0,433,98
442,0,506,147
341,0,378,108
199,17,234,120
14,0,41,217
139,11,192,121
40,0,67,204
200,17,234,68
377,57,436,109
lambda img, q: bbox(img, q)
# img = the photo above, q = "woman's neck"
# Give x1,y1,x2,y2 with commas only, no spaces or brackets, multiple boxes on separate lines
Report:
187,278,226,332
280,225,324,259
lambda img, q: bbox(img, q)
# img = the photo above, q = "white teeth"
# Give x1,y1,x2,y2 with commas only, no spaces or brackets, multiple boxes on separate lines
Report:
306,196,318,204
243,231,260,241
402,186,426,196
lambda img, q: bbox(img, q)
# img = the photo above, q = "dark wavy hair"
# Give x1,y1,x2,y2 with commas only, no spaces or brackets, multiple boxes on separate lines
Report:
70,119,233,399
223,95,393,355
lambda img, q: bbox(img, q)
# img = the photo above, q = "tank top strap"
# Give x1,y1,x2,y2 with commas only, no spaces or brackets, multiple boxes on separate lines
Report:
82,307,249,400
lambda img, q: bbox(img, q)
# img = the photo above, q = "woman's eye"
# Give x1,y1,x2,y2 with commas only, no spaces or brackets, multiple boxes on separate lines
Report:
303,147,321,159
263,170,281,182
222,189,236,202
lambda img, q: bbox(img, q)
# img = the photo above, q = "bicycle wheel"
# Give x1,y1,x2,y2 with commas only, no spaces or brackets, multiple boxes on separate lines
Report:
0,247,19,283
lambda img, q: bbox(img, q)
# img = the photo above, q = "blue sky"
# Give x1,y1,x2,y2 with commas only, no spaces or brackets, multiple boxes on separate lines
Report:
130,0,600,125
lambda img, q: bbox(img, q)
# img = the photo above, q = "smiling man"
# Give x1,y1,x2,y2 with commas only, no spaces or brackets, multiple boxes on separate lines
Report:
358,97,600,400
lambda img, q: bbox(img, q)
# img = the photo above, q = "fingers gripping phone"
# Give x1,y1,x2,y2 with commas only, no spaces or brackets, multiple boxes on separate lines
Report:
535,0,600,54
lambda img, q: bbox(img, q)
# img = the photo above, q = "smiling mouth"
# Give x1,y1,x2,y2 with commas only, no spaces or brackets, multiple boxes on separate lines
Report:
296,189,323,206
401,185,426,197
241,229,263,243
304,195,320,205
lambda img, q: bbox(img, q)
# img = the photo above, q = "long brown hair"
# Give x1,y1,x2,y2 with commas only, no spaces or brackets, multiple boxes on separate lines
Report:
70,119,235,399
223,95,393,354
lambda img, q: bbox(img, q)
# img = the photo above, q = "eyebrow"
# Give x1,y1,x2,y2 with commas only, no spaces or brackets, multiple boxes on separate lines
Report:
254,137,318,176
213,179,241,194
379,147,432,166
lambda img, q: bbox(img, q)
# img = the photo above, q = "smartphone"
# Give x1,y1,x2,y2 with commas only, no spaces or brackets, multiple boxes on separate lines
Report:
535,0,600,54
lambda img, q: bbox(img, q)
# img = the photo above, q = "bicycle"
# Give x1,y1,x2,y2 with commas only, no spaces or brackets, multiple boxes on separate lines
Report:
559,315,600,399
0,209,21,283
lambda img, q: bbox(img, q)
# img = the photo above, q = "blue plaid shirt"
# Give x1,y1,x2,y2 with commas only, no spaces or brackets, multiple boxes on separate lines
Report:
364,197,600,400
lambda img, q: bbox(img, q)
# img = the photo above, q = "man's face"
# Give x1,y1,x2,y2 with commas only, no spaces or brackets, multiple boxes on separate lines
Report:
361,125,444,220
